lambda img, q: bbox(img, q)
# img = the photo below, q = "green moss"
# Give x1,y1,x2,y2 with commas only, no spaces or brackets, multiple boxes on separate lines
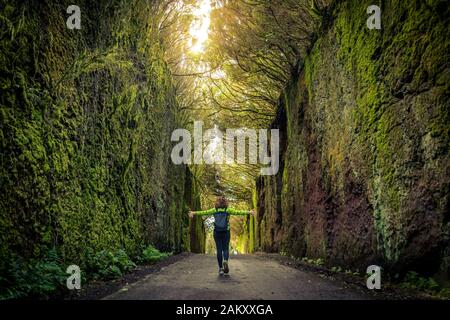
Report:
0,0,197,291
257,0,449,280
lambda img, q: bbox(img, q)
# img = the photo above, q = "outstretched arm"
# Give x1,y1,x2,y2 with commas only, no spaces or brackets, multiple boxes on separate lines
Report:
188,208,215,218
228,208,256,216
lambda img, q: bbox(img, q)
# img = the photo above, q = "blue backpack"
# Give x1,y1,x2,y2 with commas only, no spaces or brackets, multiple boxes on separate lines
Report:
214,208,229,232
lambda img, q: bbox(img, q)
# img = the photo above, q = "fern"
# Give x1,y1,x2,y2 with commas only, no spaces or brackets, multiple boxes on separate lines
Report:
141,245,172,264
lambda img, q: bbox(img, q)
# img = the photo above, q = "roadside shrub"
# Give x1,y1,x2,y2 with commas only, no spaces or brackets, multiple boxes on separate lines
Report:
331,266,343,273
140,245,172,264
301,257,324,266
89,249,136,280
439,287,450,298
0,245,173,299
0,249,66,300
400,271,440,292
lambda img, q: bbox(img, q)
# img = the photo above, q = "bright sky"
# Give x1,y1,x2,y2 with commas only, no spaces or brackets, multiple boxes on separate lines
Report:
189,0,212,53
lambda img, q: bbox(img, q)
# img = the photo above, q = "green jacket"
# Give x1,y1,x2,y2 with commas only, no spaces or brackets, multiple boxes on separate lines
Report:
192,207,250,231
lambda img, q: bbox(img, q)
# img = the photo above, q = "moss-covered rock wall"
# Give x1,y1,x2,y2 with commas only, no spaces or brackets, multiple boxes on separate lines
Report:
0,0,203,272
185,168,206,254
256,0,449,279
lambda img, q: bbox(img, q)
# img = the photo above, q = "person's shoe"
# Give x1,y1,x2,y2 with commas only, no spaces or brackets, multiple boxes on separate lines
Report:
219,268,224,276
223,260,229,274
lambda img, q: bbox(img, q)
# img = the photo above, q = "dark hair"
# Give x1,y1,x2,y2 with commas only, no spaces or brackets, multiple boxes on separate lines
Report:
215,196,228,209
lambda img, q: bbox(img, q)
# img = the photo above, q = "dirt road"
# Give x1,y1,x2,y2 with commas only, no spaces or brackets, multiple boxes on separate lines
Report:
104,254,371,300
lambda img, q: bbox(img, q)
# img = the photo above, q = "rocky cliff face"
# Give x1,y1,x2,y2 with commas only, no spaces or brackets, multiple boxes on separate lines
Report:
256,0,449,279
0,0,203,271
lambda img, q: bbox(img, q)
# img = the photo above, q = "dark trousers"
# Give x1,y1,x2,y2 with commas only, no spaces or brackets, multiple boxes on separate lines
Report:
213,229,230,268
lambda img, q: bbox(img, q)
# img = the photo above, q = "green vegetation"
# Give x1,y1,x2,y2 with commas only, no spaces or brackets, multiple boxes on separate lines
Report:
0,0,207,298
0,0,200,284
87,249,136,280
302,257,325,267
256,0,449,288
0,249,66,300
0,245,173,299
330,266,342,273
396,271,450,298
0,0,448,300
139,245,172,264
400,271,439,293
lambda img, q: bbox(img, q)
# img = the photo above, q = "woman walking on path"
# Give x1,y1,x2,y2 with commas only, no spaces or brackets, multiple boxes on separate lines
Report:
189,196,255,275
